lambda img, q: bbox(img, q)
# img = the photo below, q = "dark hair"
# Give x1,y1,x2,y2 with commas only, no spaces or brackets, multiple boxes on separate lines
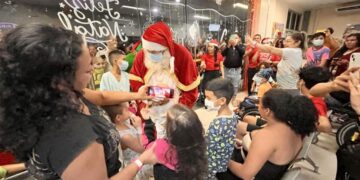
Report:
261,89,317,136
254,34,261,39
206,44,220,66
274,38,285,48
327,27,334,34
257,61,270,70
312,32,326,40
205,78,234,104
108,49,125,66
166,104,207,179
332,33,360,59
289,32,306,50
299,66,331,89
102,103,127,123
0,24,84,160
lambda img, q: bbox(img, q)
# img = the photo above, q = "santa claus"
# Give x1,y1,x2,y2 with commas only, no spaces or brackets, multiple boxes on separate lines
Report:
130,22,199,137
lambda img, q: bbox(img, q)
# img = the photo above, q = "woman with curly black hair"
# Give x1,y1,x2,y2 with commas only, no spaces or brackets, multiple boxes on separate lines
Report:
224,89,317,180
141,104,208,180
0,24,157,179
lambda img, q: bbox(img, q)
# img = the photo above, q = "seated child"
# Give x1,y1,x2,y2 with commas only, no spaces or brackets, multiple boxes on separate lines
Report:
204,78,238,179
103,102,153,180
141,104,207,180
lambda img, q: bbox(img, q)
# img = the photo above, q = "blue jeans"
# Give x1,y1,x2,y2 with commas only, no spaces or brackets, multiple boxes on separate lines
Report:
224,67,242,96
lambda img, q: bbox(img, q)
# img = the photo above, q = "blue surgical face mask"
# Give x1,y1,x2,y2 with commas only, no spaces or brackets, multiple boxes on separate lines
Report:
149,53,163,62
119,61,129,71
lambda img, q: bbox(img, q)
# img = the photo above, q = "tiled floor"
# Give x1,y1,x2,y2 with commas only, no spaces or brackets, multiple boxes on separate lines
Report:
194,91,338,180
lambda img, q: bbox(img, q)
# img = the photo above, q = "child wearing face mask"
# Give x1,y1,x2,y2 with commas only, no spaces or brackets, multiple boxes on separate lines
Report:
204,78,237,179
100,50,130,92
306,32,330,67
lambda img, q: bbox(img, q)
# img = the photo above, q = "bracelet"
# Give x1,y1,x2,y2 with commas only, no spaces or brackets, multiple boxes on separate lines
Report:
133,159,143,170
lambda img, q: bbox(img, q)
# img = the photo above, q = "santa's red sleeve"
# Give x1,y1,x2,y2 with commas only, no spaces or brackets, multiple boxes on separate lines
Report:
129,50,147,92
129,50,148,117
173,44,200,108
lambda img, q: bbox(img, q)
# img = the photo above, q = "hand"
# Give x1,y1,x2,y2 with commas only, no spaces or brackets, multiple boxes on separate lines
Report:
140,107,151,120
234,138,243,149
130,114,142,128
151,96,170,106
349,69,360,115
200,61,206,69
138,142,158,164
336,59,349,66
331,67,360,92
245,35,253,46
138,85,153,100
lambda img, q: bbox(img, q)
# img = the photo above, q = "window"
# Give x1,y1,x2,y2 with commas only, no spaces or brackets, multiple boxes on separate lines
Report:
286,10,302,31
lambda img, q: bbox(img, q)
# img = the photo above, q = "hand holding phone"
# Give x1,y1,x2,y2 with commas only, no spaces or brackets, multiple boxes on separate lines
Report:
147,86,174,99
348,53,360,69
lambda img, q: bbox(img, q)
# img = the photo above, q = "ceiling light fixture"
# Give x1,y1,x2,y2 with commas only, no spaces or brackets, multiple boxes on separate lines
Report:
121,5,147,11
194,15,211,20
233,3,248,9
152,8,159,13
175,0,181,2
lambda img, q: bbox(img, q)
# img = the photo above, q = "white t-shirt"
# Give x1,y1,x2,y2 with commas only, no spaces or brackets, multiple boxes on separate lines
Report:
276,48,303,89
100,71,130,92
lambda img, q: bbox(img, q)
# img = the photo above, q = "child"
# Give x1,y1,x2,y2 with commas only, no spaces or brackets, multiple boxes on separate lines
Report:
306,32,330,67
102,103,153,180
204,78,237,179
88,56,106,90
298,66,332,133
254,68,273,99
250,62,271,95
100,50,130,92
141,104,207,180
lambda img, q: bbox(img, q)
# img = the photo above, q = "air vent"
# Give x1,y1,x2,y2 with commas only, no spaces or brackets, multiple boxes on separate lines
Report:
336,4,360,13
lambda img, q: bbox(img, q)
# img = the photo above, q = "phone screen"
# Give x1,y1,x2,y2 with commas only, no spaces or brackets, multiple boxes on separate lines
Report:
348,53,360,69
147,86,174,98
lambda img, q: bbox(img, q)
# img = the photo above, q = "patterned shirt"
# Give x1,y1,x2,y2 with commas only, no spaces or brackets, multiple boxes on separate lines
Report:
206,115,237,178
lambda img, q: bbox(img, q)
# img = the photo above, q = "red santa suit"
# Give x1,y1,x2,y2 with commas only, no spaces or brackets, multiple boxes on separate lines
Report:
129,22,199,138
130,22,199,108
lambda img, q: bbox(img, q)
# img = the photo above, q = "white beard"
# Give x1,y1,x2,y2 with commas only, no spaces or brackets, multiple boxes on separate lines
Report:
144,50,171,72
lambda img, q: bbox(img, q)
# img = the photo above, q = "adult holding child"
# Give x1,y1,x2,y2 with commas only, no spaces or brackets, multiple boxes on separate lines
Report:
246,33,306,95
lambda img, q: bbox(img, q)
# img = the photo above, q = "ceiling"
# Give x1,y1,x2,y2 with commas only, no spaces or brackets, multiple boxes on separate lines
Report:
283,0,358,10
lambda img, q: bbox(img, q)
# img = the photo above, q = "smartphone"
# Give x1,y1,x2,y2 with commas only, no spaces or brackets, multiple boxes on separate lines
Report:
348,53,360,69
147,86,174,99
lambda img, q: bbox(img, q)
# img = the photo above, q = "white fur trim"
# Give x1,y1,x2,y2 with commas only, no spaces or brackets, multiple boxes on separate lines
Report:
170,57,175,74
142,37,168,51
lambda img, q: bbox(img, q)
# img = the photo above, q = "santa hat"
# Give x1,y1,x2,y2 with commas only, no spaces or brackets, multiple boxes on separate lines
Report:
142,22,175,73
208,39,219,47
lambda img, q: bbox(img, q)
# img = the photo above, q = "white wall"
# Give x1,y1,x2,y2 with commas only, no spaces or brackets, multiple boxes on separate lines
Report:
257,0,304,38
308,3,360,39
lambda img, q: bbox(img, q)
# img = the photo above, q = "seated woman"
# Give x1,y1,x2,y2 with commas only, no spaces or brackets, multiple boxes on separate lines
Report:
140,104,207,180
225,89,317,180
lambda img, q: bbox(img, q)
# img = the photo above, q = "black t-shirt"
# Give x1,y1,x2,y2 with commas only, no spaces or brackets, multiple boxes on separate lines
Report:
26,97,121,179
222,45,245,68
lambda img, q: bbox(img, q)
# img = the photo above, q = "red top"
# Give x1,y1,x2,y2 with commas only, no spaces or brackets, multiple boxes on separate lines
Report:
201,53,224,71
246,46,260,68
0,151,16,165
270,54,281,62
310,96,327,117
335,48,360,77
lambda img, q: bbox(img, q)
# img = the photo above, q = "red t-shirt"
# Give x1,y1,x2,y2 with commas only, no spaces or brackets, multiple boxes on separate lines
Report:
0,152,16,165
246,46,260,68
310,96,327,117
201,53,224,71
270,54,281,63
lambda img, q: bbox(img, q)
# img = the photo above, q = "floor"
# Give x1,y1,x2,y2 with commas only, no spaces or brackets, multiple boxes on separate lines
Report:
194,91,338,180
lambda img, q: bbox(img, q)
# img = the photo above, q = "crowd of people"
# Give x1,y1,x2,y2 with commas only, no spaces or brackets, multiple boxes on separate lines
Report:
0,20,359,180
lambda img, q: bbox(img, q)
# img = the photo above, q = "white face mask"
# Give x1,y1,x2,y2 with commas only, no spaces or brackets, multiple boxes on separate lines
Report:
312,39,324,46
204,98,220,111
119,61,129,71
